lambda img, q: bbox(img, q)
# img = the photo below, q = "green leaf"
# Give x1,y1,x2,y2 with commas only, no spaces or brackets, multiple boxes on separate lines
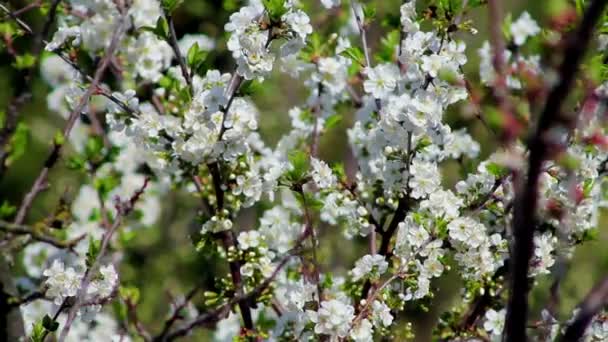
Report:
161,0,183,12
42,314,59,332
94,174,120,199
501,13,513,42
86,237,101,267
85,136,104,161
263,0,288,21
339,46,365,65
0,201,16,220
325,113,342,129
362,4,377,23
377,30,400,62
12,54,36,69
7,123,29,164
485,162,508,178
286,150,309,182
53,131,65,146
575,0,586,16
142,16,170,39
119,286,141,304
30,320,45,342
186,42,208,74
66,156,86,171
187,42,200,66
239,80,263,96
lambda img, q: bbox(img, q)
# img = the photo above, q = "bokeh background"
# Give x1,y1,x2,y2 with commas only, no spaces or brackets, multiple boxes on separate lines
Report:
2,0,607,340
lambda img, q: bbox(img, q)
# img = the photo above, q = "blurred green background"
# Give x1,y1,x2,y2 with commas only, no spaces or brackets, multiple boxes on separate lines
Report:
2,0,608,340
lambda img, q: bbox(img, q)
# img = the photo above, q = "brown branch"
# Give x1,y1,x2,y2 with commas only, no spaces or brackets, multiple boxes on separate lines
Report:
162,11,193,90
503,0,608,340
0,220,85,251
561,276,608,341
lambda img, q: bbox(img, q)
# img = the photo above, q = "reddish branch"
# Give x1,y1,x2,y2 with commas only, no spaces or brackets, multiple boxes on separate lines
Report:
503,0,608,340
561,276,608,341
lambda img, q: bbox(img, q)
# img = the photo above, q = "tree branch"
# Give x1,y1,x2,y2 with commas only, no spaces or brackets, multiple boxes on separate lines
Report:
561,276,608,341
504,0,608,340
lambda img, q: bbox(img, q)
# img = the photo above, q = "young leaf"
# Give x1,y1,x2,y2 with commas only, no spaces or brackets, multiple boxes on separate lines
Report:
263,0,288,21
325,113,342,129
340,46,365,66
86,237,101,267
42,314,59,332
161,0,183,12
7,123,29,164
13,54,36,69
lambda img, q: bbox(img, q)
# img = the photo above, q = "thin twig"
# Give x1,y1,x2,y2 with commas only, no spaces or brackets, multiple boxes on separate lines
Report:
0,220,85,251
561,276,608,341
163,10,193,89
12,8,127,226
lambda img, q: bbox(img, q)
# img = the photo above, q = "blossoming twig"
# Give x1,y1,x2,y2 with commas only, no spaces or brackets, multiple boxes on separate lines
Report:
58,177,149,341
12,10,128,226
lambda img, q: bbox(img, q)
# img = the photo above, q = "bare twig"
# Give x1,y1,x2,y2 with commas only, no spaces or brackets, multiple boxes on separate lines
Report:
561,276,608,341
162,10,193,89
0,220,85,250
504,0,608,340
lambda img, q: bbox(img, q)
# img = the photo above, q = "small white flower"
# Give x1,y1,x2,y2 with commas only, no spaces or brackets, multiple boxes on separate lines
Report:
307,299,355,339
237,230,261,250
89,264,118,298
371,300,393,327
511,11,540,46
43,260,83,305
283,10,313,41
363,64,400,99
311,158,337,189
483,308,506,336
350,318,373,342
351,254,388,281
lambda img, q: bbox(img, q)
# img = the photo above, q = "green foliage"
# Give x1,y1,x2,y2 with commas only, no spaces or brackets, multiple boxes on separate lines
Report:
377,30,400,63
29,320,45,342
142,17,169,40
485,162,508,178
94,173,120,200
7,123,29,165
86,237,101,267
119,286,141,304
340,46,365,66
239,79,263,96
263,0,288,22
42,314,59,332
0,200,16,219
285,150,309,183
12,53,37,70
186,42,208,75
325,113,342,129
362,4,377,24
161,0,183,13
